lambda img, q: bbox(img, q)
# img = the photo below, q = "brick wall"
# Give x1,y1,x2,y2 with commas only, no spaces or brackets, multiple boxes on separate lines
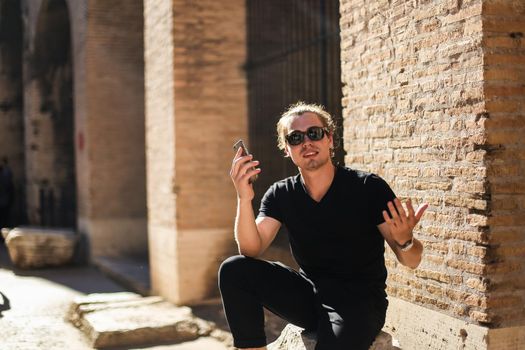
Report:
341,0,525,342
483,0,525,328
340,0,489,324
171,0,248,231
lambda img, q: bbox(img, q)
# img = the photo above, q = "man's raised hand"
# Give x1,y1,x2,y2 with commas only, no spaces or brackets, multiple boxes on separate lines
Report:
382,198,428,246
230,147,261,201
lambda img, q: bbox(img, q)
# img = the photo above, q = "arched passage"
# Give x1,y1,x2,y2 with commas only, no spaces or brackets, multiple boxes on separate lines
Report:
0,0,25,228
28,0,76,228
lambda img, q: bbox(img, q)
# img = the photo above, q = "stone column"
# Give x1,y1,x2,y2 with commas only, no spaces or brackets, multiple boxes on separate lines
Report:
340,0,524,348
482,0,525,346
144,0,247,304
80,0,148,258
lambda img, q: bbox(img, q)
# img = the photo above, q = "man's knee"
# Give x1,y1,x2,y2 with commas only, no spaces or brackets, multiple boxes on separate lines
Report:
316,310,383,350
218,255,256,288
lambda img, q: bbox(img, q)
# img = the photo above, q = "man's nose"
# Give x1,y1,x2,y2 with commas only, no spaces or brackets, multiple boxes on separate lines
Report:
302,137,313,146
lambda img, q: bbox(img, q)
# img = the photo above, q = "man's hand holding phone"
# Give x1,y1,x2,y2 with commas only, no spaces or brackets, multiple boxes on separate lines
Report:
230,140,261,201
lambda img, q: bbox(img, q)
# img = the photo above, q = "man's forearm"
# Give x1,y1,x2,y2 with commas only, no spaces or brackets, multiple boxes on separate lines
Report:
234,199,262,257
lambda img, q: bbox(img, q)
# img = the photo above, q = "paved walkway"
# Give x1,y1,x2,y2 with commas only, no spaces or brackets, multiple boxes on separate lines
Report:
0,245,229,350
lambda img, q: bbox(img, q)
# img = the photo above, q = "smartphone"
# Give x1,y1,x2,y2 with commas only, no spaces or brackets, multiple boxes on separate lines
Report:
233,139,258,184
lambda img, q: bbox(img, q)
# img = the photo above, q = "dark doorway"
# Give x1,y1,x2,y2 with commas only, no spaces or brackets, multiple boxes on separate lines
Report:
246,0,344,209
32,0,76,228
0,0,26,228
246,0,344,257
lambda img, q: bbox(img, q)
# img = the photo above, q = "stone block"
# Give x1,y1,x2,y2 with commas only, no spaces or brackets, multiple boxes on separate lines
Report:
67,292,215,348
4,227,77,269
267,324,398,350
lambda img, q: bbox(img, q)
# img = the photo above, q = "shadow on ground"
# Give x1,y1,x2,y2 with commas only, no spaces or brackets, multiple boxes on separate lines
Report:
0,243,124,294
0,291,10,317
0,242,287,345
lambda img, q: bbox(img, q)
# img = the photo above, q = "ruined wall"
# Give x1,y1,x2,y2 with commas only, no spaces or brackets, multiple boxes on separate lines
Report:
20,0,147,259
341,0,487,322
341,0,524,348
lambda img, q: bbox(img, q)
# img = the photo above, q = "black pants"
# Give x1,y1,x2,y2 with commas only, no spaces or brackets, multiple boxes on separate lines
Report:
218,255,387,349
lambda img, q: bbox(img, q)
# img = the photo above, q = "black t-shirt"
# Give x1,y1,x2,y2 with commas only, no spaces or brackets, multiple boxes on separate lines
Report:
258,165,396,293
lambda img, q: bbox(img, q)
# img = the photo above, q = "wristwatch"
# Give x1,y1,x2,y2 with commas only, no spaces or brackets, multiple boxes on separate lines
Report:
397,238,414,252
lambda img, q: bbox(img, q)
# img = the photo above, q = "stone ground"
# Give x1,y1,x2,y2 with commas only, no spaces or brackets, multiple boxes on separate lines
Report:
0,243,287,349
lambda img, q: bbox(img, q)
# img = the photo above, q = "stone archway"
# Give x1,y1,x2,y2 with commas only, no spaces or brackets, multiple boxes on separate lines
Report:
28,0,76,228
0,1,25,228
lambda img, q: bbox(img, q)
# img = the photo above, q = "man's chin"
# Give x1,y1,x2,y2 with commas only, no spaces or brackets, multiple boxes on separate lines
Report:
301,158,329,171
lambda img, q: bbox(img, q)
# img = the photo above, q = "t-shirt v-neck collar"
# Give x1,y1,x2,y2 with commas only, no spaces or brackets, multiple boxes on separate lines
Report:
298,166,339,205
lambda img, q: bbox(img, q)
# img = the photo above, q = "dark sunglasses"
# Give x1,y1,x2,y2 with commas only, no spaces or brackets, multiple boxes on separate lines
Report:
285,126,329,146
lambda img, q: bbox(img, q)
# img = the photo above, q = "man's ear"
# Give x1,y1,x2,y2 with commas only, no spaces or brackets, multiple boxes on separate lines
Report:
328,132,334,149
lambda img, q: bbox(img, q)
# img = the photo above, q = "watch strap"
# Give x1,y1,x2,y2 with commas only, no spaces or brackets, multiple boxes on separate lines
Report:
398,238,414,252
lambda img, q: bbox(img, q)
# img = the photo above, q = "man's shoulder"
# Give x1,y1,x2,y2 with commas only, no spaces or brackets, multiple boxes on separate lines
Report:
338,166,372,182
337,166,388,190
270,173,300,192
260,174,300,204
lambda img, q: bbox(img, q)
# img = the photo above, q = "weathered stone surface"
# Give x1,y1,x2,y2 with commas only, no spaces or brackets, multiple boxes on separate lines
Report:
268,324,397,350
71,292,143,306
4,227,77,268
267,324,316,350
67,292,147,326
68,292,216,348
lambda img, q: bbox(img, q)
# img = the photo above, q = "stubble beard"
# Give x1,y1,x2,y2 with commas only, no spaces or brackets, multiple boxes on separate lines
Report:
301,154,331,171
